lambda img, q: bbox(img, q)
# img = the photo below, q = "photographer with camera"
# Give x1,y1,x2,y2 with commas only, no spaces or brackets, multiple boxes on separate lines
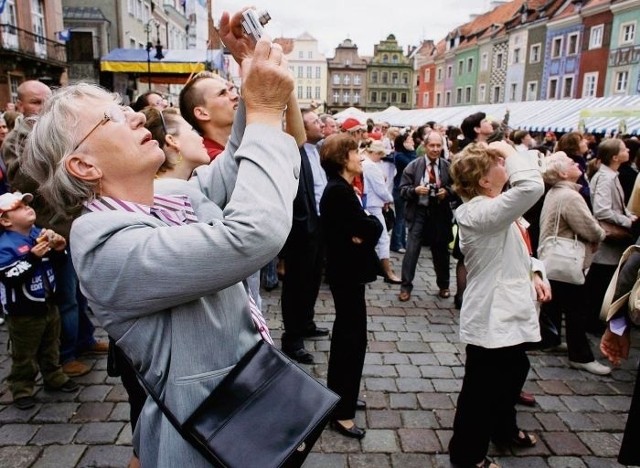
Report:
398,132,454,302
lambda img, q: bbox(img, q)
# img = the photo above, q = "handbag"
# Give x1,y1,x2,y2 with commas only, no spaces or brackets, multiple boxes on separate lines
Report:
132,341,339,468
538,198,586,285
600,245,640,325
383,206,395,231
599,220,633,244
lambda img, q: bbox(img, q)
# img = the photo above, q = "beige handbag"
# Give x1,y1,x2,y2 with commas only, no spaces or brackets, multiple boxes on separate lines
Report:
600,245,640,324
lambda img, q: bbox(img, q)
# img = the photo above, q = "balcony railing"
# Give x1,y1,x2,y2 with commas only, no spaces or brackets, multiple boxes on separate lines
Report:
0,23,66,64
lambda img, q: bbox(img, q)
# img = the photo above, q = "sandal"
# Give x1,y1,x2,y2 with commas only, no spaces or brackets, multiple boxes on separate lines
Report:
477,458,500,468
511,430,537,448
438,288,450,298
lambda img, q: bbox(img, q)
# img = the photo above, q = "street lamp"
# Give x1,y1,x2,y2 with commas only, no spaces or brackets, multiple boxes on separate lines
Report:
145,19,164,90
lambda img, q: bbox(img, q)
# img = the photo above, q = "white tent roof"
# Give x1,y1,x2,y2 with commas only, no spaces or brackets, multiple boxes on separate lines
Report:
333,96,640,134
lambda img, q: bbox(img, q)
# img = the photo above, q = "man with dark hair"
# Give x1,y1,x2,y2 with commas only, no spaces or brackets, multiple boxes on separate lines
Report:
179,72,239,161
459,112,492,148
280,109,329,364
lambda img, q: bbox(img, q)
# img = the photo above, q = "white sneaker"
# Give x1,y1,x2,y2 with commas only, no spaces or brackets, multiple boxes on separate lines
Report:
569,360,611,375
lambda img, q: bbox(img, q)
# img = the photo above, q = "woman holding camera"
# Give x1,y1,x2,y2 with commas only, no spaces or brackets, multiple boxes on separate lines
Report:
448,141,549,468
320,133,383,439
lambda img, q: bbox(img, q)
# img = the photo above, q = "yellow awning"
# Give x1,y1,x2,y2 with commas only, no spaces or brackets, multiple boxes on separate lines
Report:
100,61,205,73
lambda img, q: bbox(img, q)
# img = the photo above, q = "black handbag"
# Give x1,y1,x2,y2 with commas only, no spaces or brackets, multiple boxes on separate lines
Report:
383,206,395,231
132,340,339,468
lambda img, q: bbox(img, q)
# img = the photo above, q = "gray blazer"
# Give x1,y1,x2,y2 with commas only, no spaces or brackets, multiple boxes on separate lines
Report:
591,165,634,265
70,115,300,466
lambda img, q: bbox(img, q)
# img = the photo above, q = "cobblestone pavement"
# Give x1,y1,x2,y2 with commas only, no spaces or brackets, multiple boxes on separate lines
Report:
0,250,637,467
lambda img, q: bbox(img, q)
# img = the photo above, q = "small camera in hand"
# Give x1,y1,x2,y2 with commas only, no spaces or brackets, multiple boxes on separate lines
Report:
241,10,271,43
428,183,438,200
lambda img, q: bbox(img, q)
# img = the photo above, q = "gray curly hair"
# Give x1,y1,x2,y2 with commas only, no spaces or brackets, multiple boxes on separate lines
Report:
22,83,120,214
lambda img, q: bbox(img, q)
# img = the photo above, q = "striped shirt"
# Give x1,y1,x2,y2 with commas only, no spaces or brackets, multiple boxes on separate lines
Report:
84,194,273,344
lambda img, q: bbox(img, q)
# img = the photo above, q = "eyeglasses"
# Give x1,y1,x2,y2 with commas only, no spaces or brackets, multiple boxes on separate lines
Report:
73,105,133,153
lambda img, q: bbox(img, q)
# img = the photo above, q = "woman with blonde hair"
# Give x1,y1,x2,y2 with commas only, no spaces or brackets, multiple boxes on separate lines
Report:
448,141,549,468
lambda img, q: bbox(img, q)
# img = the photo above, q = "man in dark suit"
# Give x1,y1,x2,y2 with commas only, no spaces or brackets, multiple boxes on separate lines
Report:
280,110,329,364
398,132,454,302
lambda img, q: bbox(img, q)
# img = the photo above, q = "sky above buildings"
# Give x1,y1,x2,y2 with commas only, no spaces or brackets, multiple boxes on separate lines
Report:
213,0,493,57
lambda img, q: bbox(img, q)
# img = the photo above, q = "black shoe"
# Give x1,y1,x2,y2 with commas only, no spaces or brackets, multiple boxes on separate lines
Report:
283,348,315,364
45,379,79,393
14,396,36,410
383,276,402,285
331,420,366,439
303,327,329,338
454,295,463,309
356,399,367,410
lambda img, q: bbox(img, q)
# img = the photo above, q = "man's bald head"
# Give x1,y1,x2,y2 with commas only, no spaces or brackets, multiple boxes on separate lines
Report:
16,80,51,117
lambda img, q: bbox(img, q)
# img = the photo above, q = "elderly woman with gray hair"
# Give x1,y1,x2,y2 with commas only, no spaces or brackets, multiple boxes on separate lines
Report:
538,152,609,375
20,13,301,467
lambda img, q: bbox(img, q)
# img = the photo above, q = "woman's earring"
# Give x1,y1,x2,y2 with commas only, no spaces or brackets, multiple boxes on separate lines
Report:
176,152,183,164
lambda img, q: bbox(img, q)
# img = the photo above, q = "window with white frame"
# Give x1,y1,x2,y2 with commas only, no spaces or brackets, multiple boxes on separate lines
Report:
478,84,486,102
354,92,360,103
382,72,388,84
526,81,538,101
424,69,431,83
344,74,350,85
457,60,464,76
401,93,408,104
391,92,397,103
392,54,399,64
332,73,339,85
8,74,19,103
392,72,398,84
615,70,629,93
562,75,574,98
456,87,462,104
371,71,378,84
496,52,504,69
298,86,303,99
31,0,45,55
447,65,452,78
481,52,489,71
465,86,472,103
306,66,312,78
315,67,321,78
436,93,442,107
551,37,563,58
492,86,501,103
307,87,312,99
342,91,349,103
567,33,579,55
371,91,377,103
298,51,303,59
529,43,541,63
308,51,312,59
381,91,387,103
437,67,443,80
582,72,598,97
510,83,518,101
403,73,409,85
333,91,339,103
589,25,604,49
548,77,559,99
467,57,474,73
315,87,321,99
445,91,451,106
512,48,521,64
298,66,303,78
354,74,361,85
423,92,430,107
620,22,636,45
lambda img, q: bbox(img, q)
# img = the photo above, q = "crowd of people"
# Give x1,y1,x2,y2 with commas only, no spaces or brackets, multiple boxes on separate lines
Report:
1,7,640,468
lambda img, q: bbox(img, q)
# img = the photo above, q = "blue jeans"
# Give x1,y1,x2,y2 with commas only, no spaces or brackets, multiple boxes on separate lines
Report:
261,257,279,289
56,255,96,364
390,188,407,251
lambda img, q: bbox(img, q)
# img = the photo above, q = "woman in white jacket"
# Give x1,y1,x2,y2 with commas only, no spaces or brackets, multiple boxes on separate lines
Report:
448,142,550,468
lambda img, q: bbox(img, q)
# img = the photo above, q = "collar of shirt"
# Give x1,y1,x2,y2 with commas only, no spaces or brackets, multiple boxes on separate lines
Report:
203,136,225,161
84,194,199,227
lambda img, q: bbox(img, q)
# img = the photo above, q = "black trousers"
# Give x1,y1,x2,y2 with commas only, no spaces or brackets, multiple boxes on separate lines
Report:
541,280,594,363
619,357,640,465
401,209,450,292
281,236,323,351
449,344,530,466
327,283,367,420
584,263,617,333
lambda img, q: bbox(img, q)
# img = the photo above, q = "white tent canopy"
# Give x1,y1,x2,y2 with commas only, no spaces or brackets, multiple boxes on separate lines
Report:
333,96,640,135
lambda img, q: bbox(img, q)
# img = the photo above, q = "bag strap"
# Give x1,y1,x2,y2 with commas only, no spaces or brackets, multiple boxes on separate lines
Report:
121,352,223,466
553,195,563,237
600,244,640,321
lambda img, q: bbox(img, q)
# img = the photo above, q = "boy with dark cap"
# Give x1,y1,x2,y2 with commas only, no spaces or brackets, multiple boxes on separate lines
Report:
0,192,78,409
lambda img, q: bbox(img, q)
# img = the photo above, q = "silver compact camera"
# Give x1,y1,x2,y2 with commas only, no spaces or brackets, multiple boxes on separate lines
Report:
241,10,271,42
